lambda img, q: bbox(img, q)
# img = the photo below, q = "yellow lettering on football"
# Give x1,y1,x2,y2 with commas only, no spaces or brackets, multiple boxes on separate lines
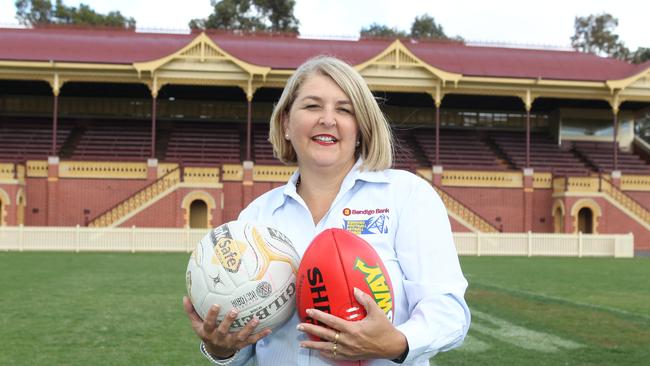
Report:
353,258,393,321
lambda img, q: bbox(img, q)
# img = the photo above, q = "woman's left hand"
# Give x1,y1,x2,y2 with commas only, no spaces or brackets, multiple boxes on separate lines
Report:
297,287,407,362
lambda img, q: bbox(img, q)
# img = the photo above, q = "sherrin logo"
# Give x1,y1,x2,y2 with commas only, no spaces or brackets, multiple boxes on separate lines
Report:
343,208,351,216
353,257,393,321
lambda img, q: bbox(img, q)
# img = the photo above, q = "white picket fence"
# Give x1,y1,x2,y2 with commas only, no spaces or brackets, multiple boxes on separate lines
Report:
0,226,635,258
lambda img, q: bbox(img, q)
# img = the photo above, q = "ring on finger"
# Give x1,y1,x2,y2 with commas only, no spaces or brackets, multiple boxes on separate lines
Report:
333,331,340,345
332,343,337,359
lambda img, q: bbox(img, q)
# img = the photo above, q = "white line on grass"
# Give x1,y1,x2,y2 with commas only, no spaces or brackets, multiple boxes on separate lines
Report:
469,309,583,352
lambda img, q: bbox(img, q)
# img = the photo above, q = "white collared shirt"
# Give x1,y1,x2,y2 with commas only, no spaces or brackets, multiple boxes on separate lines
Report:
216,159,470,366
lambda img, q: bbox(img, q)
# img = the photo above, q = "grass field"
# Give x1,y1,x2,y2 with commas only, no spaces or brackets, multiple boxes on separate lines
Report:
1,253,648,365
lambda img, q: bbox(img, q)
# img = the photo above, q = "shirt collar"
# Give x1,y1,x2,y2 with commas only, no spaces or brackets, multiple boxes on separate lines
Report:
271,158,390,211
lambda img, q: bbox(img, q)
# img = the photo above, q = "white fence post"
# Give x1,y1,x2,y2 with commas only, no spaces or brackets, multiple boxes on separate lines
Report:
131,225,136,253
75,224,80,253
476,231,481,257
578,231,583,258
186,227,191,253
19,224,24,252
527,231,532,257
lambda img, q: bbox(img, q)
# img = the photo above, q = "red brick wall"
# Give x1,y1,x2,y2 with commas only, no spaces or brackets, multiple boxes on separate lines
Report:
532,189,554,232
24,178,47,226
46,178,151,226
443,187,525,232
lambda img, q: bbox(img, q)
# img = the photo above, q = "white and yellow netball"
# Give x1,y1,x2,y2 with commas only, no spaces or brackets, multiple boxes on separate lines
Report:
186,221,300,333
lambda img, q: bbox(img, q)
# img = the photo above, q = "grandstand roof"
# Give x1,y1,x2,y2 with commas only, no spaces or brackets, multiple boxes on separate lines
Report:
0,27,643,82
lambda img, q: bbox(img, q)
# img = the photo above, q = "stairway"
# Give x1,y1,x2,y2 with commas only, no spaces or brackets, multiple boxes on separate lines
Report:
600,178,650,229
433,185,500,233
88,167,181,227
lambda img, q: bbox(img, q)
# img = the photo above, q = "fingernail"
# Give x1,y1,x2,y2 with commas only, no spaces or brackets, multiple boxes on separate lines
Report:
296,324,304,331
212,304,219,311
354,287,361,296
229,310,238,318
306,309,313,316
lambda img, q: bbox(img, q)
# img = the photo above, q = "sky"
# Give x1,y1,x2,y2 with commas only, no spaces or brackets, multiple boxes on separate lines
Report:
0,0,647,50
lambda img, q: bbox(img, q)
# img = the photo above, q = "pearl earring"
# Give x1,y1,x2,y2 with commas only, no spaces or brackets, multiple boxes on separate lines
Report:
356,139,361,147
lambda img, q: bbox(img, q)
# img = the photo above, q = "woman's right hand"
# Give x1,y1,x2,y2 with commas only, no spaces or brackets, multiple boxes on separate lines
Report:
183,296,272,358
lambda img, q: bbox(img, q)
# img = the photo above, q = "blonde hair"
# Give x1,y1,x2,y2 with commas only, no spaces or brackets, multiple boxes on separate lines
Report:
269,55,393,171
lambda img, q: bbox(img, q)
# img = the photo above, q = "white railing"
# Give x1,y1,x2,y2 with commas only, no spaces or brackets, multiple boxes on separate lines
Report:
0,226,635,258
454,231,634,258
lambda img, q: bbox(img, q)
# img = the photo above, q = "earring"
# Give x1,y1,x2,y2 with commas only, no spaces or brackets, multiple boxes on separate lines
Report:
285,134,290,140
356,139,361,147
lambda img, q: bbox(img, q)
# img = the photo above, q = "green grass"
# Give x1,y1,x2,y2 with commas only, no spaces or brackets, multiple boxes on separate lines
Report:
432,257,650,366
1,253,648,365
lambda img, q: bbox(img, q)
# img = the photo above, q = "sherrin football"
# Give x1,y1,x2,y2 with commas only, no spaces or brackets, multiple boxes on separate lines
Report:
186,221,300,334
296,228,394,339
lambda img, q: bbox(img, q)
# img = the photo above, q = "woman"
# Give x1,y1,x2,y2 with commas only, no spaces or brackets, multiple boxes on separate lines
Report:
183,55,470,365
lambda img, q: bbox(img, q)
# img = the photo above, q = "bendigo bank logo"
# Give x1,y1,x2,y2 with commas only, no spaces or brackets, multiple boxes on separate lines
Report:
353,258,394,322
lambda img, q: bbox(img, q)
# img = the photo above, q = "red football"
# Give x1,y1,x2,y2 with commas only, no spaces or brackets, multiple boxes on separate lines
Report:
296,228,394,339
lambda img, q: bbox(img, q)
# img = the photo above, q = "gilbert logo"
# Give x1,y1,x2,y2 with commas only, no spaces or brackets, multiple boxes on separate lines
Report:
213,237,245,273
353,258,393,321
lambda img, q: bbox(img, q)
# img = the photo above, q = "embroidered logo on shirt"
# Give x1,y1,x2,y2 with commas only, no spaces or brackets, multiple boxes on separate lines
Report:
343,214,389,235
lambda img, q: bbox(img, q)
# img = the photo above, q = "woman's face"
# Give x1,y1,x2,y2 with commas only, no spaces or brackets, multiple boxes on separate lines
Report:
283,73,359,172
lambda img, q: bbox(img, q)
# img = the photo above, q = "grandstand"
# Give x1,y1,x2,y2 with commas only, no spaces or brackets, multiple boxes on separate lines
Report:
0,26,649,252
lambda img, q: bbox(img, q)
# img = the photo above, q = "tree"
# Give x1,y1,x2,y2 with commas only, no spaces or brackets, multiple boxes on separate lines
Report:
571,13,628,60
190,0,299,33
410,13,446,39
630,47,650,64
360,23,407,38
360,14,456,40
15,0,135,28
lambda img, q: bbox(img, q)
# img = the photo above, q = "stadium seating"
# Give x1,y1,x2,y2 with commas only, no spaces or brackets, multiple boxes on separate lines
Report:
0,118,71,161
490,131,591,176
69,121,151,161
414,128,507,170
571,141,650,174
252,123,279,164
163,122,242,165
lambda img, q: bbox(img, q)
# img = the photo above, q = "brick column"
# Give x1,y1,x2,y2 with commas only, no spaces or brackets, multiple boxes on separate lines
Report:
46,156,60,226
432,165,443,187
523,168,534,232
242,161,254,208
147,158,158,181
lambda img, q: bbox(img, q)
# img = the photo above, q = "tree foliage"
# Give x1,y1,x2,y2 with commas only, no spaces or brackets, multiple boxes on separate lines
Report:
571,13,650,64
571,13,628,60
190,0,299,33
15,0,135,28
410,14,446,39
359,23,407,38
360,13,455,41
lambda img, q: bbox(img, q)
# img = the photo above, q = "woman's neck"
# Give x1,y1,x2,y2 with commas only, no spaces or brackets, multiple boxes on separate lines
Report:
296,160,356,224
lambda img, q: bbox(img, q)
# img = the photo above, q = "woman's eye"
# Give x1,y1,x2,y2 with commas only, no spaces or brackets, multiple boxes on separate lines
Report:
338,108,353,114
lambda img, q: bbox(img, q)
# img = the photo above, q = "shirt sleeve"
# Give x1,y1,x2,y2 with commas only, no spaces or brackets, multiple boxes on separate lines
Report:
393,176,471,364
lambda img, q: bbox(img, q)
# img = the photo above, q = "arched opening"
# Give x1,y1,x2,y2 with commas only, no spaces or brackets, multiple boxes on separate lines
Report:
553,206,564,233
189,199,208,229
577,207,593,234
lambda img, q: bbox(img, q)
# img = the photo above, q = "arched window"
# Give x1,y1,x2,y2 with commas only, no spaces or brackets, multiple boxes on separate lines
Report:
577,207,593,234
189,200,208,229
